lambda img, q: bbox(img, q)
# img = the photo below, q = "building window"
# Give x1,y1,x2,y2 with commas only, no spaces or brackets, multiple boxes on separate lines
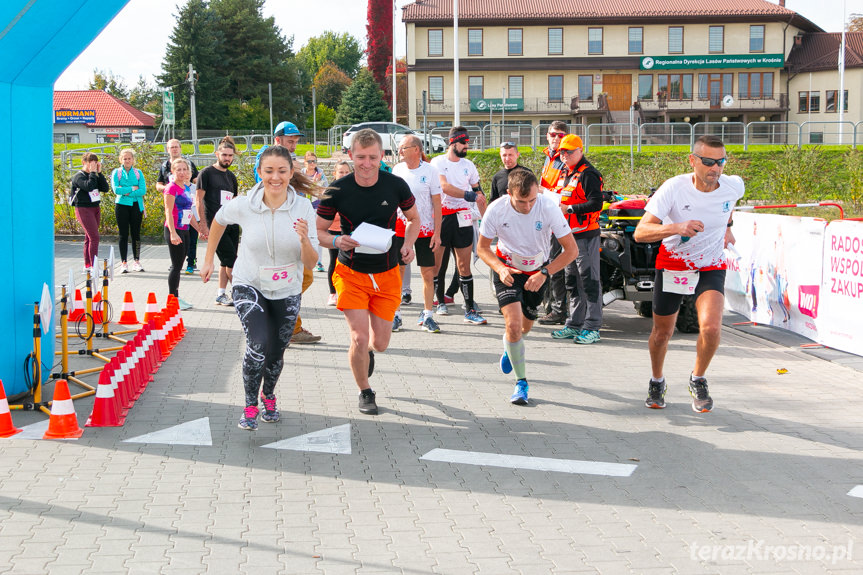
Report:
825,90,848,112
548,75,564,102
578,75,593,101
508,76,523,99
668,27,683,54
469,76,484,100
738,72,773,99
428,29,443,57
508,29,523,56
429,76,443,102
799,92,820,112
629,27,643,54
638,75,653,100
548,28,563,55
709,26,724,53
698,73,733,104
588,28,603,54
749,25,765,53
658,74,693,100
468,29,482,56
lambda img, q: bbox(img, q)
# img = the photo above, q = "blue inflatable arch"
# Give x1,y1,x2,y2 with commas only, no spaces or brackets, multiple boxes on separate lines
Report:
1,1,131,395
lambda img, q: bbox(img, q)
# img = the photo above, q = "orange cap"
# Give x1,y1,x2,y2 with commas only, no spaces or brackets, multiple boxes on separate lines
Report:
558,134,584,151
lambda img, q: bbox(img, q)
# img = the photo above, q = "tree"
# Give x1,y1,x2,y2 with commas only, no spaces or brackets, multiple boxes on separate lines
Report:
312,62,352,109
385,58,407,124
224,97,270,130
89,69,129,100
336,68,391,125
366,0,393,102
307,103,337,132
849,14,863,32
129,75,161,115
298,31,364,79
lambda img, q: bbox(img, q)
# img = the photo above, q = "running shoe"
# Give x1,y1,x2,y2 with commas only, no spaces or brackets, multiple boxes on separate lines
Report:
314,262,325,272
552,326,582,340
574,330,601,344
432,295,455,306
177,298,193,311
417,311,425,325
131,261,144,272
215,293,233,306
392,315,403,332
260,393,280,423
238,405,259,430
435,303,449,316
537,312,566,325
464,309,487,325
327,293,338,307
499,351,512,374
688,376,714,413
645,379,667,409
368,350,375,377
359,388,378,415
184,265,196,275
120,262,129,274
510,379,529,405
292,328,321,344
422,315,441,333
401,291,412,305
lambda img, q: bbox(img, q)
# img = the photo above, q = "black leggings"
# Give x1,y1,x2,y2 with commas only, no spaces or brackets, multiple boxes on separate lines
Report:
164,227,189,297
115,203,143,262
327,247,339,294
436,247,463,301
233,284,302,406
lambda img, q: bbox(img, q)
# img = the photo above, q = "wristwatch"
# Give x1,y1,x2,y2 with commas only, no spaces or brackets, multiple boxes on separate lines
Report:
540,267,550,277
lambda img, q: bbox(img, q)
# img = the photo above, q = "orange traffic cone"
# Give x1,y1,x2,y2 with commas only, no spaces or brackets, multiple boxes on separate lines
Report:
155,314,171,358
43,380,84,439
0,379,22,437
92,292,104,324
86,367,125,427
68,289,85,322
118,291,139,325
143,293,160,322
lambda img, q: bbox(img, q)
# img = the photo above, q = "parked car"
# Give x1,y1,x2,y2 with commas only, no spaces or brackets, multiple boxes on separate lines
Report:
341,122,446,154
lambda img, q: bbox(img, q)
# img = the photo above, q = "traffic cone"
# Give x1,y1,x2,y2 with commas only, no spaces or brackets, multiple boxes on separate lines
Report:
147,319,164,367
155,314,171,358
43,380,84,439
118,291,139,325
68,289,85,322
106,357,130,414
0,379,22,437
143,293,160,322
86,368,125,427
92,292,104,324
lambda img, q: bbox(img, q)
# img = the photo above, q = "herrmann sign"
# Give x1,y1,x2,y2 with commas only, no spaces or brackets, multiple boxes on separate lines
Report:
55,109,96,124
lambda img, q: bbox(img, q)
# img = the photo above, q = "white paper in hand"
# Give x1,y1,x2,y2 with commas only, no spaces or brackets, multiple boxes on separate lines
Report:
351,222,394,254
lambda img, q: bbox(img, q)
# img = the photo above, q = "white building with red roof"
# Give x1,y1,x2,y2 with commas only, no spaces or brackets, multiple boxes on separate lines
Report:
53,90,154,144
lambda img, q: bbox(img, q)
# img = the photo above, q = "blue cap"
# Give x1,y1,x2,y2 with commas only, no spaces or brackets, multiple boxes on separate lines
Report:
274,121,303,137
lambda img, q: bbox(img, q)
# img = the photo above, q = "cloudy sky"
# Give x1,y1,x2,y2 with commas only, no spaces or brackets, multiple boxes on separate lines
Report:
54,0,848,90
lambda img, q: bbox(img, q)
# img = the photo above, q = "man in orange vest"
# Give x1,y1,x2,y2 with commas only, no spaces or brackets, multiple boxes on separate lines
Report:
549,134,604,344
537,121,570,325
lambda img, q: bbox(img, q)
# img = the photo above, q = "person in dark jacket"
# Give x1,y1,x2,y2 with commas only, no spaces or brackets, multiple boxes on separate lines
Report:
70,152,109,271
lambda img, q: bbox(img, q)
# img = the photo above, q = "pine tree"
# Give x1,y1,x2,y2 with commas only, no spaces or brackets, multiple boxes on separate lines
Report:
366,0,393,102
335,68,391,125
89,69,129,100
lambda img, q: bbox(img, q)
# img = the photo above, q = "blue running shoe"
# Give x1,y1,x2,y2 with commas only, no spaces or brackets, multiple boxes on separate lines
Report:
417,311,425,326
464,309,487,325
422,315,441,333
392,315,403,332
552,326,582,339
500,351,513,374
238,405,259,430
574,330,600,344
510,379,529,405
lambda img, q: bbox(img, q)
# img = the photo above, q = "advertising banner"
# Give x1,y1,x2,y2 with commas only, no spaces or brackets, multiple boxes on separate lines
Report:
470,98,524,112
818,220,863,355
640,54,784,70
724,212,825,342
54,109,95,123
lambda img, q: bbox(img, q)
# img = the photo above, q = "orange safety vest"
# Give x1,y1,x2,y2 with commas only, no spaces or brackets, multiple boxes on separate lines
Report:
540,147,566,191
554,162,603,234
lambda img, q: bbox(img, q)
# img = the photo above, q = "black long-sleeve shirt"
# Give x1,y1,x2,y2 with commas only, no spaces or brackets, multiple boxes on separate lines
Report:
70,170,109,208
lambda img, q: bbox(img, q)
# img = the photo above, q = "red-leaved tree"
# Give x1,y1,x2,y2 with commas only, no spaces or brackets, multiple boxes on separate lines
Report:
366,0,393,104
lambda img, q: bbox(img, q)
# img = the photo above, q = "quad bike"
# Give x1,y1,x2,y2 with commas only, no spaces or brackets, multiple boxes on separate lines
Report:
599,191,700,333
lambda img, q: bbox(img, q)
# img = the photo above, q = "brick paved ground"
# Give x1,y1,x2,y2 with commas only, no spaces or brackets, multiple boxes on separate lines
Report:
0,240,860,574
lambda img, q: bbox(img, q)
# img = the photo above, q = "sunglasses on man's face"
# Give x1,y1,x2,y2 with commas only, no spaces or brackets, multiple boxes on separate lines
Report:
691,153,727,167
548,132,567,138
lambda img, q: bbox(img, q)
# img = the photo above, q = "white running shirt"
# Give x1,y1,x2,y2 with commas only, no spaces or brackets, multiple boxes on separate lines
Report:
430,155,480,213
392,161,442,237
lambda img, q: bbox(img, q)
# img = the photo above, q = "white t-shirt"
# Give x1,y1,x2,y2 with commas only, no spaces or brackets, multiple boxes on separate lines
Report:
392,161,442,237
430,155,480,212
479,194,571,271
645,173,744,271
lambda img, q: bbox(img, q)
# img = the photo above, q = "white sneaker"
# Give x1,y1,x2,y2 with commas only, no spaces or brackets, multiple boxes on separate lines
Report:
131,261,144,272
120,262,128,274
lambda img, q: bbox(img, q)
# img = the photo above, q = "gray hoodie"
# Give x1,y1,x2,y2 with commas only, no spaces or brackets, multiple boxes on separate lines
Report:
215,181,317,299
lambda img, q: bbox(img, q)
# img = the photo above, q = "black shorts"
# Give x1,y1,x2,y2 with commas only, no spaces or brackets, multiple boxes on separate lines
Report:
414,236,436,268
440,212,474,249
653,268,726,316
492,266,547,321
216,224,240,268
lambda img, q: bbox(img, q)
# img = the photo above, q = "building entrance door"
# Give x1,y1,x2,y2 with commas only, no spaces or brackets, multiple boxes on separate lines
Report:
602,74,632,112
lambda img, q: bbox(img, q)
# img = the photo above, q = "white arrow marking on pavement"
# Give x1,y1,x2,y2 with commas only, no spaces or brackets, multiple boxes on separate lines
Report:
420,448,637,477
261,424,351,454
123,417,212,446
849,485,863,498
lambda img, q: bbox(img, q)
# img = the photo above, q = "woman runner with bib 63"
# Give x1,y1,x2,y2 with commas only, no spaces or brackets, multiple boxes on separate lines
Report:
200,145,319,431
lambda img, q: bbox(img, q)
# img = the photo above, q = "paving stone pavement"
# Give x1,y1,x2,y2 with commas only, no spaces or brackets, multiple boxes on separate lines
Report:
0,240,860,574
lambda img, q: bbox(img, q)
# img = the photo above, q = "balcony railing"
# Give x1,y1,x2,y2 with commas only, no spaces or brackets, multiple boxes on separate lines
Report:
637,93,788,113
418,97,576,115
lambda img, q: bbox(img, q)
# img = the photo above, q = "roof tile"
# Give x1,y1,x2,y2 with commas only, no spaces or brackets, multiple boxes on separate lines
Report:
53,90,154,127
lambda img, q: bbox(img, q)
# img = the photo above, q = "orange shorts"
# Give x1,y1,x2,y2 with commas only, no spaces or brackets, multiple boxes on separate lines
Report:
332,261,402,321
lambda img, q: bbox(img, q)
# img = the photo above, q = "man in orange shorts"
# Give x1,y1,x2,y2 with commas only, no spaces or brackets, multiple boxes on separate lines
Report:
316,128,421,415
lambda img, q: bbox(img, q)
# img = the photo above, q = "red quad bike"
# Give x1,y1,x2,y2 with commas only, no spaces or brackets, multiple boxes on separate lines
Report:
599,191,700,333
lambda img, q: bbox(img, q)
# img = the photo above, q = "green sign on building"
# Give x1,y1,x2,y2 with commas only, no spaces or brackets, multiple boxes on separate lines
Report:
640,54,784,70
470,98,524,112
